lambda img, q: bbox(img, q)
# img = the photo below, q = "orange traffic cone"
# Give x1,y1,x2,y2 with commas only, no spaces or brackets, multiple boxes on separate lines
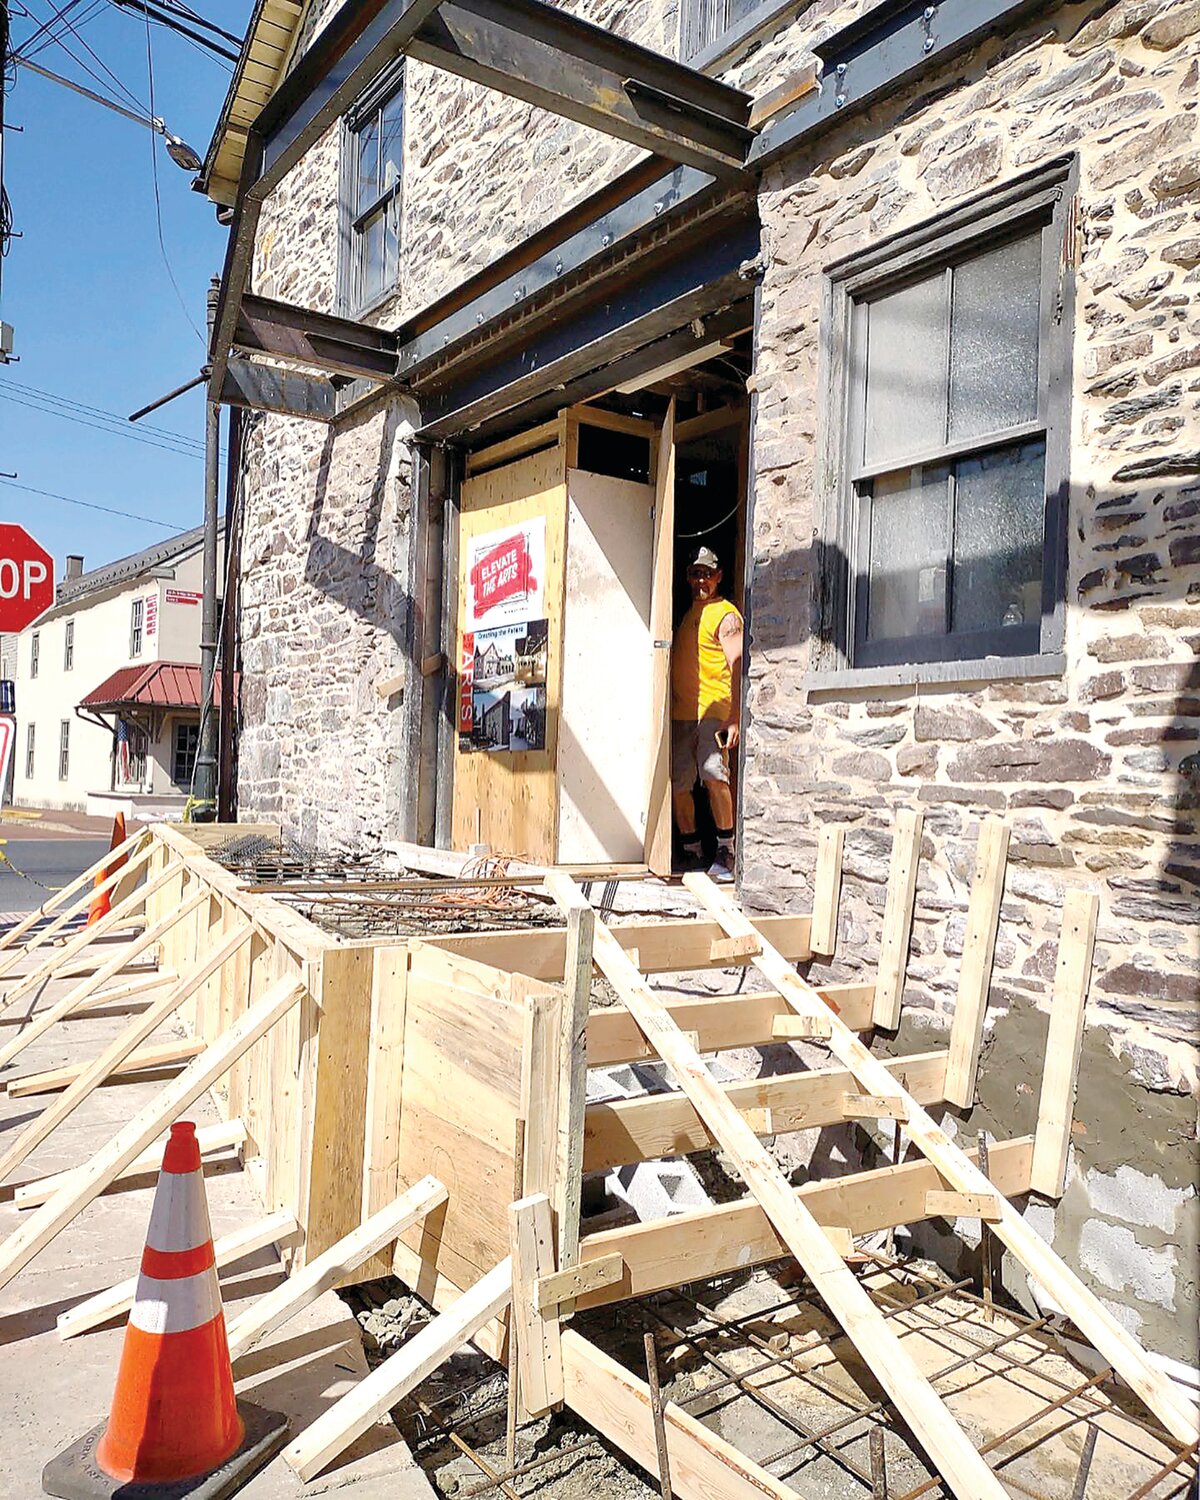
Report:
86,812,128,927
43,1121,288,1499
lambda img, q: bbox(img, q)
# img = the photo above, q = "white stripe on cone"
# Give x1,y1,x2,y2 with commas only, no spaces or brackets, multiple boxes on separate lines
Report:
130,1268,223,1336
145,1166,213,1254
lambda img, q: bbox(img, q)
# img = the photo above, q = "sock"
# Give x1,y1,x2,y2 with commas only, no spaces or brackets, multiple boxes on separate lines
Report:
716,827,735,853
682,835,702,853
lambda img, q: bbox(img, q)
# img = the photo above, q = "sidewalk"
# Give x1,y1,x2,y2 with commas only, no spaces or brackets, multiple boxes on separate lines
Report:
1,807,118,839
0,931,435,1499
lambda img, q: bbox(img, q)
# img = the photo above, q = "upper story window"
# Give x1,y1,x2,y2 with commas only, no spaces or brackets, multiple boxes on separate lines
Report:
30,631,40,679
24,723,34,779
130,598,144,658
681,0,766,61
814,159,1075,682
64,620,74,672
345,67,404,314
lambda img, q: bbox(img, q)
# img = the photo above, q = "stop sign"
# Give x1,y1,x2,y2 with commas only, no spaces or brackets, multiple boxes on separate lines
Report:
0,525,55,633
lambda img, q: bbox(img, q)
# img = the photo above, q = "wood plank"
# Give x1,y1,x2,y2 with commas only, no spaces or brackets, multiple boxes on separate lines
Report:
771,1013,831,1040
17,1119,246,1208
466,418,561,476
944,818,1010,1108
58,1208,299,1340
644,399,675,876
673,400,746,444
575,1138,1034,1308
5,1037,205,1097
430,912,812,978
748,62,820,127
810,826,844,955
0,828,149,958
709,932,760,962
924,1190,1001,1222
509,1193,563,1419
534,1252,624,1314
0,974,306,1292
227,1176,447,1358
1030,890,1099,1198
873,810,923,1028
519,979,564,1203
0,859,183,1017
0,887,206,1071
549,873,1007,1500
0,922,253,1182
283,1257,513,1482
0,842,153,978
360,946,409,1280
66,971,179,1015
562,1331,794,1500
683,872,1200,1449
555,899,594,1305
585,983,874,1066
842,1093,909,1122
568,404,656,439
584,1050,945,1170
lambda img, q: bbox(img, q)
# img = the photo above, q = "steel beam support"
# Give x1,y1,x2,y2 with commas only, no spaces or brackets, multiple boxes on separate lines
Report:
235,294,399,381
417,217,761,439
409,0,753,174
221,358,338,421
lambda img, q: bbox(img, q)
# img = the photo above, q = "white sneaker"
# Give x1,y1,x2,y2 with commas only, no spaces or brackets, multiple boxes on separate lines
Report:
706,850,735,883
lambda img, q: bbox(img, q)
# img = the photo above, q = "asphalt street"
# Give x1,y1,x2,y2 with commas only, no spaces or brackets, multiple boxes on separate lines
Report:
0,837,112,916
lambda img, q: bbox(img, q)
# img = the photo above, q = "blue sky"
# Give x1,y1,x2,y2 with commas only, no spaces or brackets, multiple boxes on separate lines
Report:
1,0,252,579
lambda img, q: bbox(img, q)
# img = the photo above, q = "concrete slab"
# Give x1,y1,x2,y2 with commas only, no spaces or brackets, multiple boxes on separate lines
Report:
0,951,435,1500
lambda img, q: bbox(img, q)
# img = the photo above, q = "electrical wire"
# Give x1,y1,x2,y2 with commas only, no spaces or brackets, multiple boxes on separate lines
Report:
13,0,88,59
0,386,211,461
141,10,206,345
23,0,148,111
0,374,211,451
0,477,180,528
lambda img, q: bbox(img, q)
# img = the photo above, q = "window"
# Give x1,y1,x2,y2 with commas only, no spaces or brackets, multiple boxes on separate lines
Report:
817,160,1075,679
64,620,74,672
30,632,39,679
115,719,147,787
344,67,404,312
24,723,34,779
172,720,199,787
130,598,144,657
681,0,770,61
58,720,70,781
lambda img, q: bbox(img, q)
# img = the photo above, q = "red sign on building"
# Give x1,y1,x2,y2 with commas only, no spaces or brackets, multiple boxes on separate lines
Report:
0,525,54,634
468,533,537,621
458,632,475,737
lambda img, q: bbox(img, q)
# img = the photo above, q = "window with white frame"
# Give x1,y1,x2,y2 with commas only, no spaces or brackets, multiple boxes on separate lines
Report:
30,631,39,679
814,159,1076,680
58,719,70,781
130,598,144,657
24,723,34,779
344,65,404,314
64,620,74,672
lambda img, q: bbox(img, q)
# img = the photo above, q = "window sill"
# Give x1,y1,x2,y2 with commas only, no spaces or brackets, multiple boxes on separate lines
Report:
688,0,805,74
804,652,1066,696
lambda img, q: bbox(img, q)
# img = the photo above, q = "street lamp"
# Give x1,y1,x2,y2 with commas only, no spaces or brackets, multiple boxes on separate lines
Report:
13,58,203,172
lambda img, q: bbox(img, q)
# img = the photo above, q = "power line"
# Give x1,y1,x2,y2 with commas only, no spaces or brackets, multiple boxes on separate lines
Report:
0,385,211,460
0,477,180,529
24,0,148,110
0,374,209,449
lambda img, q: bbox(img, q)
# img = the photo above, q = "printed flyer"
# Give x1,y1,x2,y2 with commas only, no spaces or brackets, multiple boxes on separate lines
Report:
458,518,548,754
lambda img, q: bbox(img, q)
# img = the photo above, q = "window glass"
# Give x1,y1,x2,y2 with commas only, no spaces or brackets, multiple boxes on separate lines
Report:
952,440,1046,633
949,236,1042,442
173,721,200,787
863,273,946,469
349,73,404,311
866,464,950,643
356,119,381,214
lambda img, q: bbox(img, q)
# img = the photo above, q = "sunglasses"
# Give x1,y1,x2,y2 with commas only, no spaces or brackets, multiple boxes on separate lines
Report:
687,566,717,579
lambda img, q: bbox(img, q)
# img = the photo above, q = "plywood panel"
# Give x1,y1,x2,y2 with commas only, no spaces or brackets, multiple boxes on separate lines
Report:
557,469,656,863
452,445,567,863
395,945,525,1293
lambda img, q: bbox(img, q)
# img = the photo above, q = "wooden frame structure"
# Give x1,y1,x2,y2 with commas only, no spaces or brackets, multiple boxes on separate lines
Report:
0,816,1193,1497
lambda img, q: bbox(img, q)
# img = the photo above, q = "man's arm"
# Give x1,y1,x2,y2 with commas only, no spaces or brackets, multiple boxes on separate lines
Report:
718,611,743,750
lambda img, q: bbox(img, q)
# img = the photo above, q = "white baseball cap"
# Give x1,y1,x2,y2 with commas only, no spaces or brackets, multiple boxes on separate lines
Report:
689,546,720,571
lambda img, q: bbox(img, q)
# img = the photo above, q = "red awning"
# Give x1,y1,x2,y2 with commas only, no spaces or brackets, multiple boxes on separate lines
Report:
79,662,216,713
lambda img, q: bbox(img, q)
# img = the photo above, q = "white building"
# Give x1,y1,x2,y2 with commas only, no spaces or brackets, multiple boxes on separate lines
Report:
10,524,222,817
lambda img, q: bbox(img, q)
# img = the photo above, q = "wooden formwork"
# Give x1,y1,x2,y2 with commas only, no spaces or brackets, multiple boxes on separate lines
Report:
0,816,1195,1499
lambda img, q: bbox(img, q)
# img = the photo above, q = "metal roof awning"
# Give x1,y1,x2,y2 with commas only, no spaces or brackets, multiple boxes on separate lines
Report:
79,662,215,715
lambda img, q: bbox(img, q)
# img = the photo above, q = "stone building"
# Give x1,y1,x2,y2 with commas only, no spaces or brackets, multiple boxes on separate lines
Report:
200,0,1199,1364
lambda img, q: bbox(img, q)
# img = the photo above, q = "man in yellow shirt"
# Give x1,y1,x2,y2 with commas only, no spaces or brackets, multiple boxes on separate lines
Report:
671,546,743,882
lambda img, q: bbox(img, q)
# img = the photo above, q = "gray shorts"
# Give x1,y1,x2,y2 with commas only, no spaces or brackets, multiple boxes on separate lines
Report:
672,719,730,793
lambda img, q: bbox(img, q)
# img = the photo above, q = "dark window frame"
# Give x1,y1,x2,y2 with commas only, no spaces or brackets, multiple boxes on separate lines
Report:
64,620,74,672
172,718,200,788
812,157,1077,687
338,61,405,319
58,719,70,782
130,598,144,658
30,631,39,679
24,722,34,779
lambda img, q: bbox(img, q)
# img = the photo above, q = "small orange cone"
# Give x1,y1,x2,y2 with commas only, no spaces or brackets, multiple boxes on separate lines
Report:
43,1122,288,1499
86,813,128,927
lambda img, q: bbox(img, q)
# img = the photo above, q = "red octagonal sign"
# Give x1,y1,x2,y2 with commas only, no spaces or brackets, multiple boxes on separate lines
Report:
0,524,55,634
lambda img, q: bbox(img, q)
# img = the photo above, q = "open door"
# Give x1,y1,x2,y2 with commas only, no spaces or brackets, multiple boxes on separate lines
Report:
644,399,675,876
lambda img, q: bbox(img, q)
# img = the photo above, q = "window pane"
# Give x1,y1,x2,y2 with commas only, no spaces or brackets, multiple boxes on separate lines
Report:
949,234,1042,441
865,463,950,642
357,119,381,214
952,439,1046,633
380,94,404,187
359,211,385,303
863,272,947,469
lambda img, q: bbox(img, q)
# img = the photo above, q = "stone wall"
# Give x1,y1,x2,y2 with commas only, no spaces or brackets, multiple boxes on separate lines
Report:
742,0,1199,1359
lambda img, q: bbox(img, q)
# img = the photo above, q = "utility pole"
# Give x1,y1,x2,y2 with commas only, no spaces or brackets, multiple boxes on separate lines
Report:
193,275,221,819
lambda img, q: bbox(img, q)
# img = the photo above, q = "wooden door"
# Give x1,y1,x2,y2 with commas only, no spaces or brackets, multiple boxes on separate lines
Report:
451,445,567,862
556,469,656,863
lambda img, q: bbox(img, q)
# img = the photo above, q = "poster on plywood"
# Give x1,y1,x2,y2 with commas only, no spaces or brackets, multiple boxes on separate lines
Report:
459,520,548,754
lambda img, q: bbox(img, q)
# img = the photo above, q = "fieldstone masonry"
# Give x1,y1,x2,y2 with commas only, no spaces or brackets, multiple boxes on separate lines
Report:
233,0,1198,1360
